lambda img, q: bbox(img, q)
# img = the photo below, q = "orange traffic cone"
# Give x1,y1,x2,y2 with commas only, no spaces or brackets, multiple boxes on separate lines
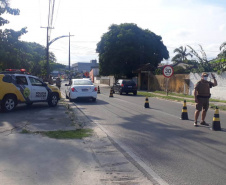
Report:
144,96,150,108
211,107,221,131
181,100,189,120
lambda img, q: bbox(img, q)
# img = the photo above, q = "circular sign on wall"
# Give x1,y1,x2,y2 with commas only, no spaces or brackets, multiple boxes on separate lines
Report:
163,65,174,78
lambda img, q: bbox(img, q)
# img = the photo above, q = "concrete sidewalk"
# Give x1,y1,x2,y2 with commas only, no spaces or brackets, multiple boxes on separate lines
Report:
0,99,152,185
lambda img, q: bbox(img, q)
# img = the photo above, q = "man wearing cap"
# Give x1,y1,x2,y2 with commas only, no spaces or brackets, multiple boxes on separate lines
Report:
194,72,217,126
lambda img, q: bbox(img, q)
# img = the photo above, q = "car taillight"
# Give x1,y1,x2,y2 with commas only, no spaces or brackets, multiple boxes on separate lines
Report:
71,87,77,92
93,87,97,92
121,84,124,87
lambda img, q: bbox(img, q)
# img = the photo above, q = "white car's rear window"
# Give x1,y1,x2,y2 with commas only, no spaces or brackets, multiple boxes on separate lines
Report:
73,80,93,85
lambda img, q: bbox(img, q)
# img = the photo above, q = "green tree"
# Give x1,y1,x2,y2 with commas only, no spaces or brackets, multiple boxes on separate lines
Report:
0,28,27,70
172,46,192,64
220,42,226,53
96,23,169,78
211,41,226,74
187,45,212,72
0,0,20,26
0,30,57,76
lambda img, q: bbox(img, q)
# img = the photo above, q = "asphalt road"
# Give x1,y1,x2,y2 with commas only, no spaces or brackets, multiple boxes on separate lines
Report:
62,83,226,185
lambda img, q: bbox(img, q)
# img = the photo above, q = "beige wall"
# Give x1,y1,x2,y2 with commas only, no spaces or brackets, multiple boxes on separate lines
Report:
148,74,190,94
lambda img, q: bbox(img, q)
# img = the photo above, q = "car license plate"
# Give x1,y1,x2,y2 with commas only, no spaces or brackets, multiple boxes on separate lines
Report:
128,86,132,88
82,89,88,92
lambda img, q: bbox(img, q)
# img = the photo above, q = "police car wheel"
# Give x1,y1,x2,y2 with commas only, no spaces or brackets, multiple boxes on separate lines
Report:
69,95,73,102
65,91,69,99
2,95,17,112
48,93,58,107
26,102,33,106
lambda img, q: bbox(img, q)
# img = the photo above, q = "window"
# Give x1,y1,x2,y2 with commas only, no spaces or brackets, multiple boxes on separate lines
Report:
29,77,43,86
73,80,93,85
123,80,136,86
3,75,12,83
16,76,28,85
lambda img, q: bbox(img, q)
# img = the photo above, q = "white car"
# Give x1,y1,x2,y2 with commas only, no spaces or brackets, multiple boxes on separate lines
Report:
65,79,97,102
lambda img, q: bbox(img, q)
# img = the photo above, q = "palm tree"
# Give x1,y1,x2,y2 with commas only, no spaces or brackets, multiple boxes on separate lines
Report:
172,46,192,64
220,41,226,52
187,45,211,72
219,42,226,59
217,41,226,72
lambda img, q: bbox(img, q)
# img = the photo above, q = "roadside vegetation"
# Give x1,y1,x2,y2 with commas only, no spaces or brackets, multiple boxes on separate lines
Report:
138,91,226,111
21,129,93,139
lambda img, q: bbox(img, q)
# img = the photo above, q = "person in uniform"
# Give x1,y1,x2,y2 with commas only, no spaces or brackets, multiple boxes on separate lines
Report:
48,75,54,85
194,72,217,126
56,77,61,89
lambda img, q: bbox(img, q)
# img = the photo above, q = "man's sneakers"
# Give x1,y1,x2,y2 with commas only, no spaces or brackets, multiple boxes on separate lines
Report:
194,121,209,127
200,121,209,126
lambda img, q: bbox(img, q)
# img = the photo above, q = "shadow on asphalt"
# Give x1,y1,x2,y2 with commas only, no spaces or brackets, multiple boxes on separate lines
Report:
113,93,143,97
72,99,109,105
0,102,52,114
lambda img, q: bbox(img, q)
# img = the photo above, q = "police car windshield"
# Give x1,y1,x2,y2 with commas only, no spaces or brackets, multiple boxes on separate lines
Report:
73,80,93,85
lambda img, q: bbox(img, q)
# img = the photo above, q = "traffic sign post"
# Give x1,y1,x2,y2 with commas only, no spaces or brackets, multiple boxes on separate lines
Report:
163,65,174,78
162,65,174,96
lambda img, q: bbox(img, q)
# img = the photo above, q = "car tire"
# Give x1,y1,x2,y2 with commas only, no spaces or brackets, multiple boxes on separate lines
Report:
1,95,17,112
69,94,73,102
65,91,69,99
119,90,122,95
133,91,137,95
26,102,33,106
92,98,96,102
48,93,58,107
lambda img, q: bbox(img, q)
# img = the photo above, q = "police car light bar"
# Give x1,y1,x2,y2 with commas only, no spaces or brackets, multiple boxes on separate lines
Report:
3,69,29,74
5,69,26,72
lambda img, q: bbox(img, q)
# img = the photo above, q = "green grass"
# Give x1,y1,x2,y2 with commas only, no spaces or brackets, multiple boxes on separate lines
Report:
153,91,194,98
38,129,93,139
21,129,31,134
21,128,93,139
138,91,226,111
151,91,226,103
138,91,194,103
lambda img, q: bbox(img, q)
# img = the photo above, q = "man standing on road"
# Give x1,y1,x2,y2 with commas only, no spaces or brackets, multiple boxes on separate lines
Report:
194,72,217,127
56,77,61,89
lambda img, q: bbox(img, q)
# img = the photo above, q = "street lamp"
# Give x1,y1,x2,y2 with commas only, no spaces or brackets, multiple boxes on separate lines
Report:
44,33,74,79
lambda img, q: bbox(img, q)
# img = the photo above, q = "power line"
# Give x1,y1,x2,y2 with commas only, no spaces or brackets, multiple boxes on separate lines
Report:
50,0,55,28
38,0,42,27
52,0,61,29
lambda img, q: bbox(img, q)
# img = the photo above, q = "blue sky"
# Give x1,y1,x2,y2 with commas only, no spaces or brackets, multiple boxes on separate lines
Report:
2,0,226,66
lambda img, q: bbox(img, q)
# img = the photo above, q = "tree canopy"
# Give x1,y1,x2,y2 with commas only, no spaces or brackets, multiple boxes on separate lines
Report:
96,23,169,78
172,46,192,64
0,0,65,76
0,0,20,26
0,28,58,75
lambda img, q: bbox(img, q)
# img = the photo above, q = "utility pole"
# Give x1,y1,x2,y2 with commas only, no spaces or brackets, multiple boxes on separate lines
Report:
41,0,54,79
41,26,53,79
68,32,74,77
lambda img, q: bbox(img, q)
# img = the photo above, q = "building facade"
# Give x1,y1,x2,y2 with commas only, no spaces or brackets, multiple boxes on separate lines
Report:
72,60,99,73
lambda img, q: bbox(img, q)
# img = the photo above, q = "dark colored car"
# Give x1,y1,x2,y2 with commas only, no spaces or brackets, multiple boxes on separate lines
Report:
112,79,137,95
